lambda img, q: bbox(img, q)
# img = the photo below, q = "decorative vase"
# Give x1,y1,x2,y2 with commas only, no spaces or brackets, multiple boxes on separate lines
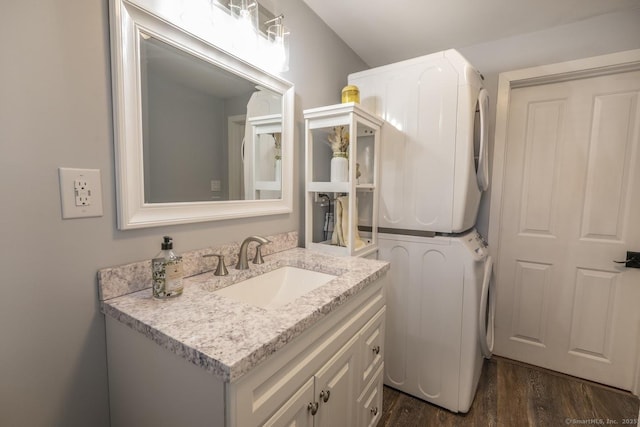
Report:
330,152,348,182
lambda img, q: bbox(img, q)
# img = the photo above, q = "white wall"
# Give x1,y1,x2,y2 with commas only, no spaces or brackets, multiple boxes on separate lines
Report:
0,0,366,426
457,8,640,238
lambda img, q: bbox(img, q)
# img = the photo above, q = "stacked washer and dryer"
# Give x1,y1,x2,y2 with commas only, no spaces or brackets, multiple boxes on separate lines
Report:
349,49,495,413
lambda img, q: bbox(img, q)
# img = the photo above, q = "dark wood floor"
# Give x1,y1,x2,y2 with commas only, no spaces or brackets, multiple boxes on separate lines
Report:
380,356,639,427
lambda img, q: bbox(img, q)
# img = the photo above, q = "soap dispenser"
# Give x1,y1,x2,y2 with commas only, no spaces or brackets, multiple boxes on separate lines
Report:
152,236,184,299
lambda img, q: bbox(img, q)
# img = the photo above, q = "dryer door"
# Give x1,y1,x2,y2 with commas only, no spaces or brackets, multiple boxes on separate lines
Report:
479,255,495,358
474,88,490,191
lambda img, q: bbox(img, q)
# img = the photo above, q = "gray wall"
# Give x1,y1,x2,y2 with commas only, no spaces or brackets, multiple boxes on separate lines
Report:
1,1,639,426
145,73,226,203
0,0,366,426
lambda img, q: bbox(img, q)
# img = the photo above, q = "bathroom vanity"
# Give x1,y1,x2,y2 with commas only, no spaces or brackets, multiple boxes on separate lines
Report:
100,237,388,427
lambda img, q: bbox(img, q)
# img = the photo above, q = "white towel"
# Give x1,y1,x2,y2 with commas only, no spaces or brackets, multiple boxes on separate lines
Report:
331,196,365,249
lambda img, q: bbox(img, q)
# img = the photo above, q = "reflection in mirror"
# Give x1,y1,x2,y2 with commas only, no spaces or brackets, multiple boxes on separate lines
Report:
247,114,282,199
140,34,283,203
109,0,294,229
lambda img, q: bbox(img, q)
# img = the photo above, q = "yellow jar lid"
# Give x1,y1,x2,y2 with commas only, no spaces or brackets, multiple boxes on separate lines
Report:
341,85,360,103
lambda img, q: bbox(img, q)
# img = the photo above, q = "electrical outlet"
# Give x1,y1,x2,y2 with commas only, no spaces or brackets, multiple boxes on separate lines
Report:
74,179,91,206
626,251,640,269
59,168,103,219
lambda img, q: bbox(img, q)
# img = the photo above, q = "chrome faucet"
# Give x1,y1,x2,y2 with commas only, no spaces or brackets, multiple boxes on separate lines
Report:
236,236,270,270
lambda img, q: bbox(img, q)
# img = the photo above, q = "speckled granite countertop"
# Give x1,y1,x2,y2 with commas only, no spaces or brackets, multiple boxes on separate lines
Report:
101,247,389,383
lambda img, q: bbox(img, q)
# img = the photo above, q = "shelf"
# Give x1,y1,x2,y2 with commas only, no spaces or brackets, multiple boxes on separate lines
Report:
304,102,382,126
307,239,375,257
306,182,375,193
307,181,350,193
255,181,281,191
304,102,382,257
356,183,375,191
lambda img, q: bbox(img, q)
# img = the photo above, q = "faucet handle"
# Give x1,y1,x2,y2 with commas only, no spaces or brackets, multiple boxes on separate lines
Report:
203,253,229,276
253,245,265,265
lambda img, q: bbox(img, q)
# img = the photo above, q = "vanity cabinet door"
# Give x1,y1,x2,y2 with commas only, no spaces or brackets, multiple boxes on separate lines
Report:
263,377,315,427
229,279,386,427
313,334,359,427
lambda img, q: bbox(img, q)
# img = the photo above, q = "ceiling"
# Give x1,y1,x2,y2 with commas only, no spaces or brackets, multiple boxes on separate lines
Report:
301,0,640,67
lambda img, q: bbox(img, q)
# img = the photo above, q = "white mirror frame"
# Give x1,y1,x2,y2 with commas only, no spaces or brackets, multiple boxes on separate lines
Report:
109,0,294,229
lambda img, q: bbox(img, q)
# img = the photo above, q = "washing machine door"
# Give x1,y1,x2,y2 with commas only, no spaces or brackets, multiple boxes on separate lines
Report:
479,255,494,358
475,88,490,191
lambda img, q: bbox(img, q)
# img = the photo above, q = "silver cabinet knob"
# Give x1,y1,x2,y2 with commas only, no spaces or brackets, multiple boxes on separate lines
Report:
371,406,378,416
372,345,381,355
307,402,319,415
319,390,331,403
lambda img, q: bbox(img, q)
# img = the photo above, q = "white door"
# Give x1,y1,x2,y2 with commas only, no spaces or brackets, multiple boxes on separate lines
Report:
494,69,640,390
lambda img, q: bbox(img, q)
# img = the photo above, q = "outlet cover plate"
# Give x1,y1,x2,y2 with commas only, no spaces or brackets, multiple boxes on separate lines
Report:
59,167,103,219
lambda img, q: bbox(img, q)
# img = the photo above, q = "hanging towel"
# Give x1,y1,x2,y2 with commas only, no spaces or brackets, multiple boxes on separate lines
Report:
331,196,365,249
331,197,344,246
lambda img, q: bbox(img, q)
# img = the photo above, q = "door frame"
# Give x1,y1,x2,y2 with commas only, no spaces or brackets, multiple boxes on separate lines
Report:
488,48,640,396
227,114,246,200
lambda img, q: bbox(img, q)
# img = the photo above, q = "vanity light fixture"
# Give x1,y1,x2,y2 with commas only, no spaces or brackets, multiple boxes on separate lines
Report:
227,1,290,73
160,0,290,73
266,14,290,72
229,0,259,29
229,0,259,54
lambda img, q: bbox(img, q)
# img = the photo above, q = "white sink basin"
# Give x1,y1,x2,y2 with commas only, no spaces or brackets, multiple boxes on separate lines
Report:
213,266,336,309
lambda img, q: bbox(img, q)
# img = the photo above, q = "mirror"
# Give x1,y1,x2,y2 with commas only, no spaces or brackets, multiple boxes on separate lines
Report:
110,0,294,229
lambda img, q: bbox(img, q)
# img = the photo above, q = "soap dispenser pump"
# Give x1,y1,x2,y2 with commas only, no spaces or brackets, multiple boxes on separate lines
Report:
152,236,184,299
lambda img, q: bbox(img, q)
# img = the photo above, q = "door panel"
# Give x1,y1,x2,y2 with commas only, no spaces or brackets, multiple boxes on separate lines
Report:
314,335,358,427
495,70,640,390
581,92,637,240
263,377,314,427
568,269,617,361
518,100,564,236
510,261,551,347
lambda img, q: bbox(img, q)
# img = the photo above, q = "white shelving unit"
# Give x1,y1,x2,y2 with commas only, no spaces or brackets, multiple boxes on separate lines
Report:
304,102,383,257
247,114,282,199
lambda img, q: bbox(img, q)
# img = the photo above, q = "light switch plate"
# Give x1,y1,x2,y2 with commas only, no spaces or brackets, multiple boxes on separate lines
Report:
59,168,103,219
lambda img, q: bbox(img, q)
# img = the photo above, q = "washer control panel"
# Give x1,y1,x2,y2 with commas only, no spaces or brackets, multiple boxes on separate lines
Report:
461,230,488,261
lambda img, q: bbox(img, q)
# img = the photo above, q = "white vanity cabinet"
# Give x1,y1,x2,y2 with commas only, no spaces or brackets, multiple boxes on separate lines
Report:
105,273,387,427
264,317,385,427
228,277,386,427
263,334,359,427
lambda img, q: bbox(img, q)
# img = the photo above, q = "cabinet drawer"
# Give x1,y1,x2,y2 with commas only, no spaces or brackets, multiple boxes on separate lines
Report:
358,362,384,427
359,307,385,390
